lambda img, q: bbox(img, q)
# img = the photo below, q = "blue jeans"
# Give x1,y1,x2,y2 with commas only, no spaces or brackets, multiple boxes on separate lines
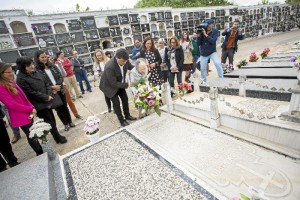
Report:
192,55,199,74
0,104,20,136
75,69,92,93
200,52,223,82
169,71,182,88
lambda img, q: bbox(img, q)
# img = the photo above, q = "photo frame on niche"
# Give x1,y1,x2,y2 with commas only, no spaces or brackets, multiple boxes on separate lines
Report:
98,28,110,38
19,47,39,58
175,30,182,39
165,12,172,19
141,24,150,32
131,24,141,34
31,23,53,35
88,41,101,52
59,45,74,57
166,20,173,28
180,13,187,21
107,16,120,26
129,14,139,23
37,35,57,48
70,31,85,43
109,27,121,37
123,27,131,36
0,51,20,63
84,30,99,40
67,19,82,31
0,21,9,34
118,14,129,25
12,33,36,47
80,16,97,30
157,12,164,21
74,44,89,55
174,22,181,30
55,33,72,45
112,37,124,47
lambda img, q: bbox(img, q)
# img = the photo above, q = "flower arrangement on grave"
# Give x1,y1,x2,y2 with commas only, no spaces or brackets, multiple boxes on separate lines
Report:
260,48,270,59
249,52,259,62
236,59,248,68
83,116,100,135
290,55,300,70
134,78,161,116
29,118,52,144
222,63,235,74
177,82,193,96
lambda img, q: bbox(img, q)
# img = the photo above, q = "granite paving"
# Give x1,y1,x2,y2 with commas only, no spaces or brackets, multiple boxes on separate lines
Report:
63,131,209,200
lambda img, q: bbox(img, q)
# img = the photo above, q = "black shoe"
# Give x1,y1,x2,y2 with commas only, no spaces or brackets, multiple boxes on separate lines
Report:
125,115,137,121
108,108,112,113
82,91,85,94
8,161,20,168
88,89,92,92
0,166,7,173
120,120,130,127
69,122,76,127
64,125,70,131
56,136,67,144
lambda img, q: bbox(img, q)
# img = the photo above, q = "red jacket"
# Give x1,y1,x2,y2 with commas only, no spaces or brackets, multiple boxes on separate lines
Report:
62,58,74,77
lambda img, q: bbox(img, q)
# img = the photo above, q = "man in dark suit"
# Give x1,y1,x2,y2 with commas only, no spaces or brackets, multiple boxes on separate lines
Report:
100,48,136,127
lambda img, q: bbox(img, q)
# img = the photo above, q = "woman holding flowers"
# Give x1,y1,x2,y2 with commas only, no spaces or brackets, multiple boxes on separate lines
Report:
140,36,163,86
0,62,43,155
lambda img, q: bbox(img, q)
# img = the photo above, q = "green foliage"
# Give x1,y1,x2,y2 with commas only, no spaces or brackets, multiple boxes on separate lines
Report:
75,3,80,12
134,0,233,8
85,6,90,11
240,193,251,200
286,0,300,3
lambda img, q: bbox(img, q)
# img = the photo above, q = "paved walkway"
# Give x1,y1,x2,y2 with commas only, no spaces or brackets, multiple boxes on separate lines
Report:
7,29,300,163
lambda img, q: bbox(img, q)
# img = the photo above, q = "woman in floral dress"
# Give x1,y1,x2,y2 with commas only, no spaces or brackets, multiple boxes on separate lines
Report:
140,37,162,86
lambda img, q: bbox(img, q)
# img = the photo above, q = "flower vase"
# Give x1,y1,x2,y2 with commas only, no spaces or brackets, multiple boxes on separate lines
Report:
41,142,56,160
87,131,100,143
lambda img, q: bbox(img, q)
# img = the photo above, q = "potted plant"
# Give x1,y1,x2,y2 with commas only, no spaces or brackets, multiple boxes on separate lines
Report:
83,115,100,143
29,118,56,160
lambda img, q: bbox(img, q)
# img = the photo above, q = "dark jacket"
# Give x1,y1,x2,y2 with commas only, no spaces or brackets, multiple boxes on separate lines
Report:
36,63,65,94
140,49,162,74
197,28,219,57
99,57,134,98
221,29,244,52
131,46,142,60
16,71,51,111
71,57,85,73
165,46,184,71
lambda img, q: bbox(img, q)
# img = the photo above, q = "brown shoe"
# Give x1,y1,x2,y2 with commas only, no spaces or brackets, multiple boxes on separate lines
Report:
11,134,21,144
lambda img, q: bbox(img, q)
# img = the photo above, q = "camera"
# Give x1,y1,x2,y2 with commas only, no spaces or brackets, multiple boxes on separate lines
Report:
196,22,208,31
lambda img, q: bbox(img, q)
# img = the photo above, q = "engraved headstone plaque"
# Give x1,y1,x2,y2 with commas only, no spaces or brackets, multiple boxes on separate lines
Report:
109,27,121,37
60,45,74,57
31,23,53,35
118,14,129,25
165,12,172,19
141,24,150,32
166,20,173,28
98,28,110,38
37,35,57,48
67,19,82,31
88,41,101,52
157,12,164,21
108,16,120,26
0,21,9,34
19,47,39,58
129,14,139,23
149,13,157,21
55,33,72,45
74,43,89,54
131,24,141,34
80,16,97,30
0,51,20,63
12,33,36,47
84,30,99,40
70,31,85,43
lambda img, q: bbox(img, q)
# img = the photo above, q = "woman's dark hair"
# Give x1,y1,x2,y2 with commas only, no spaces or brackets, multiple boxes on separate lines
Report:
142,36,156,52
16,56,34,73
34,50,48,70
56,51,63,58
115,48,129,60
105,51,112,58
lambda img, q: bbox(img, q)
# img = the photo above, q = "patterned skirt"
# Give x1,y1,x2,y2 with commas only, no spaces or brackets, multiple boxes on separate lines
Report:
148,68,162,86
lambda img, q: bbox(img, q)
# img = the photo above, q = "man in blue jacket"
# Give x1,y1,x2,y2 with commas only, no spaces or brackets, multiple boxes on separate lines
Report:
221,19,244,66
198,19,223,83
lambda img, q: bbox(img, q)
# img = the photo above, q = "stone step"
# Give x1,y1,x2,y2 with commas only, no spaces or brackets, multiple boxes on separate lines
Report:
0,153,57,200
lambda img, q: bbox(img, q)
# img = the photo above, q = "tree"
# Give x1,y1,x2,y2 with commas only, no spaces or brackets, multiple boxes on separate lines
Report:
85,6,90,11
261,0,269,4
76,3,80,12
134,0,233,8
286,0,300,3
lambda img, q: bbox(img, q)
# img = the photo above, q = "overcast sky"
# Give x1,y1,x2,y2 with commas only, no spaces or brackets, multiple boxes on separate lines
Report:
1,0,285,14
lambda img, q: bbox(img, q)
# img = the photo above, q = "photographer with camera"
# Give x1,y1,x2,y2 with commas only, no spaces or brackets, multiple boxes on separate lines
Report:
197,19,223,83
221,19,244,66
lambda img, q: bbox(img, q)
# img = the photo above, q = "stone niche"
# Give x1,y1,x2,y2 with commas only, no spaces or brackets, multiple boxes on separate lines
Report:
10,21,27,34
140,15,147,23
150,24,157,32
124,37,133,46
159,22,165,31
102,40,112,49
54,23,67,34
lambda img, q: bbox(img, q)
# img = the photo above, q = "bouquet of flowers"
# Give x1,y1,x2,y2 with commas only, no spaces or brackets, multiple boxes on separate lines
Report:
260,48,270,59
83,116,100,135
29,118,52,144
134,79,161,116
290,55,300,70
249,52,259,62
177,83,193,96
222,63,234,74
236,59,248,68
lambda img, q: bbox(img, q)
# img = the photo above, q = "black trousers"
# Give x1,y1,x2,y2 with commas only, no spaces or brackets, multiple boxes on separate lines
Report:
221,48,235,65
20,122,43,155
161,70,170,83
0,119,18,170
55,92,72,125
110,89,130,122
169,71,182,88
37,108,62,143
105,96,112,109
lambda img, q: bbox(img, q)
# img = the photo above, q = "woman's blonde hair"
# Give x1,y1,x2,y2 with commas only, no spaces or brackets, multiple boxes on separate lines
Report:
0,62,18,95
93,49,108,65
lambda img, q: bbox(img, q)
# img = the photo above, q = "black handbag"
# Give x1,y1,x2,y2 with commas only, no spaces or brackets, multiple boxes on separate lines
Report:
51,93,63,109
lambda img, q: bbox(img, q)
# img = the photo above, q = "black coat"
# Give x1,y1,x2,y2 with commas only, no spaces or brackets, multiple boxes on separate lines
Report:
165,46,184,71
71,57,85,73
99,57,134,98
16,71,51,111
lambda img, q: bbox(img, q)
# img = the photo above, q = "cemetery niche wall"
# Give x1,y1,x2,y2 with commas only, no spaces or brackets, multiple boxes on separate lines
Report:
0,4,299,66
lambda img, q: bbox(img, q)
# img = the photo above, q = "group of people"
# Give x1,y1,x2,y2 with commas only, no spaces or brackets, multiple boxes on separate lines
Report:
0,18,244,172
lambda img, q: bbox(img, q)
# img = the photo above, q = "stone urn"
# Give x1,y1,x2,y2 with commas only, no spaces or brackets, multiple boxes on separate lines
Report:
41,142,56,160
86,131,100,143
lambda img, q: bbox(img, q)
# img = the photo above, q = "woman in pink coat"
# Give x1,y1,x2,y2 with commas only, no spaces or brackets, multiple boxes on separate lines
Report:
0,62,43,155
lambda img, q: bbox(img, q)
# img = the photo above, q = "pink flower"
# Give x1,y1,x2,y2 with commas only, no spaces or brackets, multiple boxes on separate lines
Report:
148,100,154,107
148,92,155,99
290,56,297,62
